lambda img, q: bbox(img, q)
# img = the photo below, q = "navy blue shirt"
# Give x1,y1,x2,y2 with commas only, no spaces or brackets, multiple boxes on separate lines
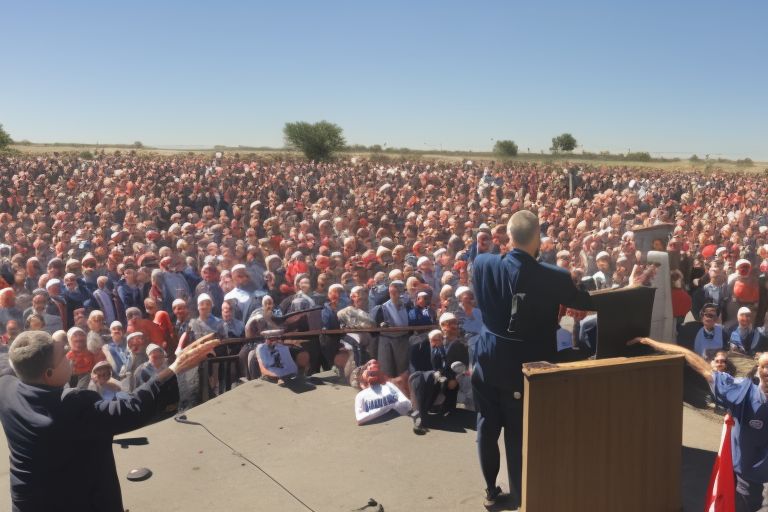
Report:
0,374,179,511
712,372,768,482
472,249,593,390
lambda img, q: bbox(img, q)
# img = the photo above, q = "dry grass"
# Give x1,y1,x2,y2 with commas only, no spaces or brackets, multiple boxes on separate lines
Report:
9,144,767,173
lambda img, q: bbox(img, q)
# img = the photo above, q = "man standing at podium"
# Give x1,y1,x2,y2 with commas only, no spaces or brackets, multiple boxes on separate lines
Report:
472,210,594,509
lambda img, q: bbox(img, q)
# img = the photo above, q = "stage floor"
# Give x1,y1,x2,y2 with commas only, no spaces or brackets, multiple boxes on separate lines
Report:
0,376,739,511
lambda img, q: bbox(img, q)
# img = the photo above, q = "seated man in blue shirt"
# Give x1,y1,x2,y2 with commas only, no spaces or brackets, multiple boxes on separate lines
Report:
256,329,304,383
631,336,768,512
727,307,768,356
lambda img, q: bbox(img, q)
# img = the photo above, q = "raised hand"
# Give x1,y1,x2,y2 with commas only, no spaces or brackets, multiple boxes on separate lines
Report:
169,333,220,374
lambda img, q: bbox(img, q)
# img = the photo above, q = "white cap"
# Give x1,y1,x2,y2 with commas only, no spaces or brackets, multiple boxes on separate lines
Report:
172,298,187,308
716,247,727,255
455,286,472,299
328,283,344,293
596,251,610,260
738,307,752,316
428,329,443,340
350,285,365,295
45,278,61,289
66,327,85,338
736,259,751,268
145,343,165,356
439,312,457,324
417,291,429,298
417,256,431,267
433,248,447,258
126,331,144,341
231,264,247,273
197,293,212,305
390,280,405,288
109,321,123,330
291,251,303,260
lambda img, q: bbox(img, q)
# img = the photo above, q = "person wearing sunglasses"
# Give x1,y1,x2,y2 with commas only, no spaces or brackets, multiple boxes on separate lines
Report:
0,330,219,512
693,303,728,360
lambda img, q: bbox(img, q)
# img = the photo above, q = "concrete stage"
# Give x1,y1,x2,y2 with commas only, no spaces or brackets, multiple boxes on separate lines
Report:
0,376,732,511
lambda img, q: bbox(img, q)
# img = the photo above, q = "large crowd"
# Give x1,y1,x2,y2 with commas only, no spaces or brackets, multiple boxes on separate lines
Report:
1,153,767,409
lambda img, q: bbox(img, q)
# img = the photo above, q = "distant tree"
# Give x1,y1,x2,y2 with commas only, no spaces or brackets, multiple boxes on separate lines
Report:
493,139,518,157
736,158,754,166
283,121,346,161
0,124,13,149
133,141,144,149
369,144,383,153
689,154,700,162
551,133,577,152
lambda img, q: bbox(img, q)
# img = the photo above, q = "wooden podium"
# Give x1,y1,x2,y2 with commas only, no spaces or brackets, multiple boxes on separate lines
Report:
521,354,685,512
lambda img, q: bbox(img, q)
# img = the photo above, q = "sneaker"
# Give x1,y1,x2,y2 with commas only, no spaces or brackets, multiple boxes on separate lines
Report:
484,486,503,507
412,415,427,435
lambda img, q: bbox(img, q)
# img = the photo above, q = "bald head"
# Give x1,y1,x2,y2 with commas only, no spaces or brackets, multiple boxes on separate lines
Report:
507,210,541,255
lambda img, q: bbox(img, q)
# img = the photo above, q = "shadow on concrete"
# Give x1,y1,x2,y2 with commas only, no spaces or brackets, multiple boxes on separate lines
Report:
426,408,477,434
114,437,149,449
682,445,715,511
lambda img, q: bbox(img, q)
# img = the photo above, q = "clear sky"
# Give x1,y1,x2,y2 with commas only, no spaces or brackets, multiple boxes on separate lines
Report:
2,1,766,158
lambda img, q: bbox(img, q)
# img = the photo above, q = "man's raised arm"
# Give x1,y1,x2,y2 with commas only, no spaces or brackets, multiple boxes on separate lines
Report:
628,336,713,384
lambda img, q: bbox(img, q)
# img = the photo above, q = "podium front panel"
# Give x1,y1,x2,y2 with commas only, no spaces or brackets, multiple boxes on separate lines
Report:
522,355,684,512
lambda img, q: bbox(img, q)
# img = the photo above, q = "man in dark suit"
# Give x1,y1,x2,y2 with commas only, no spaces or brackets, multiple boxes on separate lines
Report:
472,210,594,509
408,312,469,435
0,330,219,512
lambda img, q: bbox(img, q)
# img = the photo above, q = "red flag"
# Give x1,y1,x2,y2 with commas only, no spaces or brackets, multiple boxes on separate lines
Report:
704,414,736,512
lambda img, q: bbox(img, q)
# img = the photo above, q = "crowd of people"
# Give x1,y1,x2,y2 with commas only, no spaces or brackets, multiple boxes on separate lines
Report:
0,152,767,410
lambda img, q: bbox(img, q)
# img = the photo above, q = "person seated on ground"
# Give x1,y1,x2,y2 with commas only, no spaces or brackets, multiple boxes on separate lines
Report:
255,329,306,383
88,360,123,401
630,337,768,512
727,307,768,356
66,327,95,389
134,343,169,388
408,312,469,434
354,359,412,426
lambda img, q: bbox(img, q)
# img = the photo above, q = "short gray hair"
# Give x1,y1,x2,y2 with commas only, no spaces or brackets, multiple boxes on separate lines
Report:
507,210,540,247
9,331,56,382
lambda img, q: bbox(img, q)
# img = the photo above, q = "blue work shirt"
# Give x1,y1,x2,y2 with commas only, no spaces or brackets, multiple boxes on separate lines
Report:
712,372,768,482
472,249,593,391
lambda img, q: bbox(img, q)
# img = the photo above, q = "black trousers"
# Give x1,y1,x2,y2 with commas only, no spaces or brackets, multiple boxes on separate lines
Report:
409,371,441,421
472,372,523,508
736,473,765,512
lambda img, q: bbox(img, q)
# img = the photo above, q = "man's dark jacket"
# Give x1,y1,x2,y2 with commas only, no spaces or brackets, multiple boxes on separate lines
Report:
0,374,178,511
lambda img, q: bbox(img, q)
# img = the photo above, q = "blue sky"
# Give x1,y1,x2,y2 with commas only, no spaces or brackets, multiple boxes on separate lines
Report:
2,1,766,158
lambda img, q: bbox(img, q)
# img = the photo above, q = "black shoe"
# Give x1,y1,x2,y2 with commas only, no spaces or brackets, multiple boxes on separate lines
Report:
484,486,504,507
412,416,427,435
